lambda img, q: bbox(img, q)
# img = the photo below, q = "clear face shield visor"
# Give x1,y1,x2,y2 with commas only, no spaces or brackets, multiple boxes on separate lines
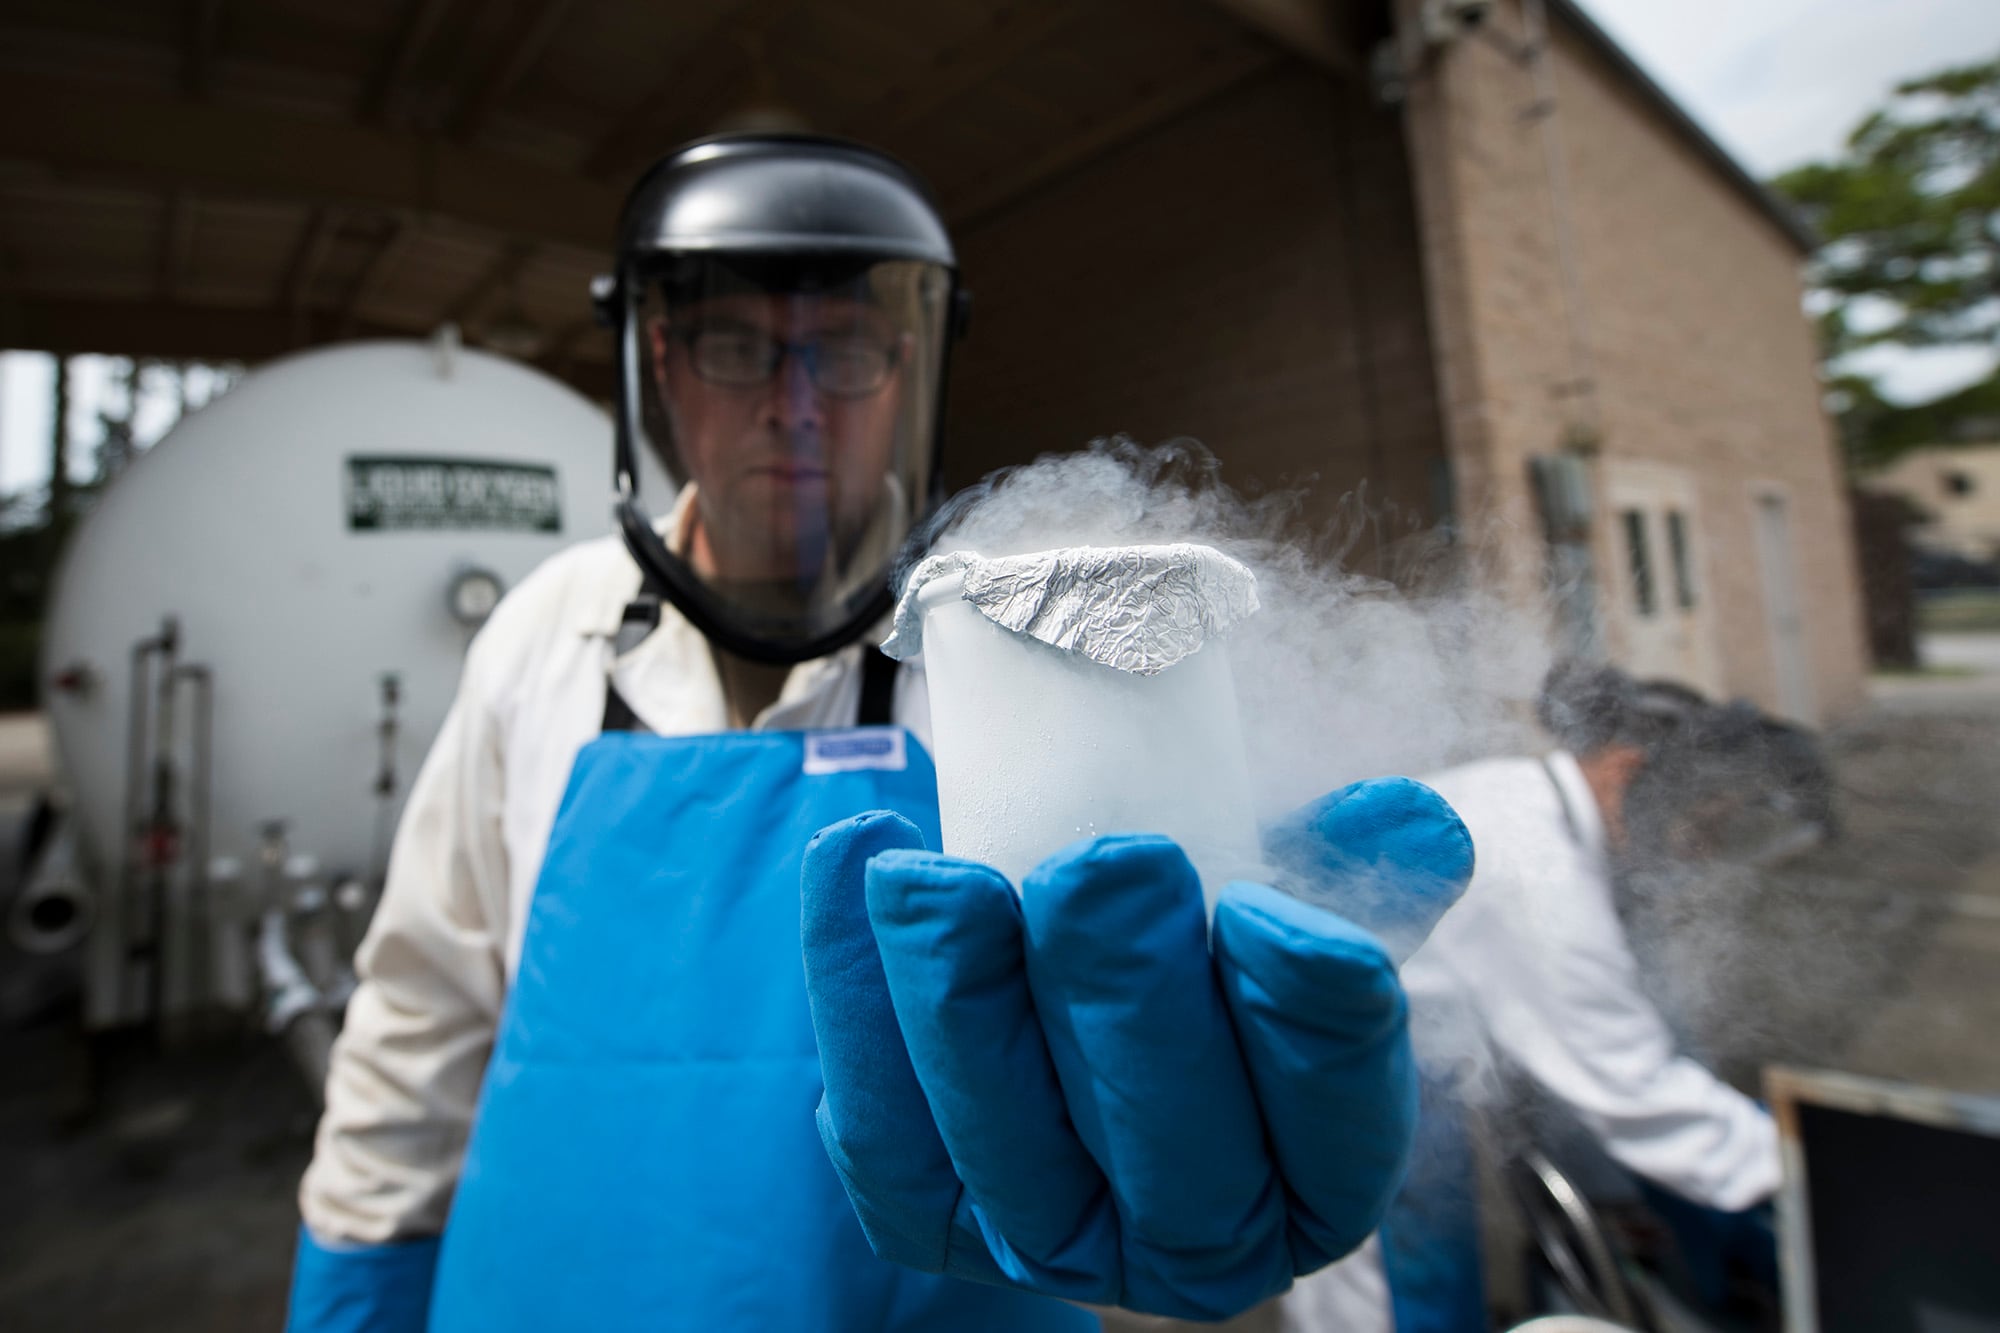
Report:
1621,733,1837,872
614,254,954,662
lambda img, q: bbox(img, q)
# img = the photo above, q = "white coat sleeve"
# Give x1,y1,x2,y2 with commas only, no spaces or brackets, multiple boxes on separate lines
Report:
297,661,513,1244
1478,874,1779,1212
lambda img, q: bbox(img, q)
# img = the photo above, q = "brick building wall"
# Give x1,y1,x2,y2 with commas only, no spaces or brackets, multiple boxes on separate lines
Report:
1399,0,1868,720
945,63,1449,548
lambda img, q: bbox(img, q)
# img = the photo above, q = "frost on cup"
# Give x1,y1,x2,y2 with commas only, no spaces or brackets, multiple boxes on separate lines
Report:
884,543,1267,908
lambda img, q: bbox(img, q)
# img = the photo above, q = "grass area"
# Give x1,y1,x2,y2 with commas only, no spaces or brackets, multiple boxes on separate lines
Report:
1919,588,2000,634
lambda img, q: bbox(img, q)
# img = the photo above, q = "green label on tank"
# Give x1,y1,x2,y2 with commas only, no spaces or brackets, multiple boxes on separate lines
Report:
345,456,561,533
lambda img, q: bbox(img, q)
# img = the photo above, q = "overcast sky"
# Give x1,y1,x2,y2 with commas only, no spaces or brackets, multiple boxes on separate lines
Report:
1573,0,2000,408
1576,0,1999,178
5,1,2000,494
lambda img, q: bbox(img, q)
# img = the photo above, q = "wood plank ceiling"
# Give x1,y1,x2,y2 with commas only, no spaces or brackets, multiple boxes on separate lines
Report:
0,0,1365,398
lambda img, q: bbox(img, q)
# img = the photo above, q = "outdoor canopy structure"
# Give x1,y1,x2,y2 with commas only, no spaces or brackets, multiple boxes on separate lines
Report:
0,0,1867,723
0,0,1801,394
0,0,1391,399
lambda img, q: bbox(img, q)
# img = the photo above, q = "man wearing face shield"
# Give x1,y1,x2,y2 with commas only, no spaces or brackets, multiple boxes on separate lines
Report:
285,134,1477,1332
1279,663,1831,1332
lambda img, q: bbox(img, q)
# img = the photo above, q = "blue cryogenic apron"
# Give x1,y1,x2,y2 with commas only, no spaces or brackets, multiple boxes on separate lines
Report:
427,651,1086,1331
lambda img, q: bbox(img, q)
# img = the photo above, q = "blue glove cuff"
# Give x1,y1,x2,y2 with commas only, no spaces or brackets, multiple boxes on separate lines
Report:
286,1225,440,1333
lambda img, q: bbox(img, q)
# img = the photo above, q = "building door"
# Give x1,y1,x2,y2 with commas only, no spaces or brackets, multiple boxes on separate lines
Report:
1754,489,1816,721
1602,460,1720,695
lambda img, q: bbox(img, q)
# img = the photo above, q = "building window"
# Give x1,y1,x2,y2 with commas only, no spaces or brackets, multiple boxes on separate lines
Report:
1944,470,1975,498
1622,509,1656,617
1667,509,1697,610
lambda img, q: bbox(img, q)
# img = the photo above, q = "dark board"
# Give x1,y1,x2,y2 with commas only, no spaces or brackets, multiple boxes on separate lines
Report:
1802,1102,2000,1333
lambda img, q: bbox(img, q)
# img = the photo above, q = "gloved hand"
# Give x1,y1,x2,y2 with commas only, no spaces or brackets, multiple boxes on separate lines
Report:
801,776,1473,1321
285,1225,440,1333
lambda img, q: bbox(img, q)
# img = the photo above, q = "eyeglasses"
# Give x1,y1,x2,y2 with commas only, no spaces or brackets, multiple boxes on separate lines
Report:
673,325,902,398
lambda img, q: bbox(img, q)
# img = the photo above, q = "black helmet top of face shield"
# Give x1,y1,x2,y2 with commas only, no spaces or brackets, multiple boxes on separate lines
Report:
595,133,965,665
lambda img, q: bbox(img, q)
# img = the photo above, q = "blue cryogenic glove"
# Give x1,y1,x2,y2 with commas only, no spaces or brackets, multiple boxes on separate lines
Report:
800,777,1473,1321
1262,779,1476,966
285,1226,440,1333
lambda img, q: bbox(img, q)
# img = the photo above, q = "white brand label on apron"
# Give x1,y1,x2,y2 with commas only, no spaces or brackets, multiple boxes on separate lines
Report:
803,728,908,776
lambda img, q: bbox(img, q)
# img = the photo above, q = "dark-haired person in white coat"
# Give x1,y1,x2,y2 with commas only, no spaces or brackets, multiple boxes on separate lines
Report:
1278,665,1829,1332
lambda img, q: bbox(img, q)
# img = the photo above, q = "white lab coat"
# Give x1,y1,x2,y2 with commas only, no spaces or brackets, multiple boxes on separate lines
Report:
1280,751,1780,1329
298,530,928,1243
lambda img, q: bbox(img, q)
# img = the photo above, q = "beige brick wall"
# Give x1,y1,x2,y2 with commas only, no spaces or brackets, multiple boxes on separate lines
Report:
945,64,1449,549
942,5,1866,720
1399,0,1869,720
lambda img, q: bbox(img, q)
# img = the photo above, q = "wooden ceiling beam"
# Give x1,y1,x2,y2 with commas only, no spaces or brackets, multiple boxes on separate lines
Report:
359,0,459,123
580,0,795,181
276,208,339,312
536,315,605,387
0,293,614,398
182,0,227,99
0,71,621,251
540,316,599,365
947,47,1278,233
1193,0,1363,78
449,0,579,143
864,3,1082,137
335,217,412,332
0,293,391,360
156,190,199,303
440,239,536,327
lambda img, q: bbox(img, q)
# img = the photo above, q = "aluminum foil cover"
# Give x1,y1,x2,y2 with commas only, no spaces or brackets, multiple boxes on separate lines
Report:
884,543,1260,674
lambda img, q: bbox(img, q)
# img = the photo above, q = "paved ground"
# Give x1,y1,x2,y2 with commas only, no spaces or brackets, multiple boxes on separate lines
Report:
1707,638,1998,1101
3,642,1998,1328
1814,634,2000,1094
1625,636,2000,1100
0,1030,314,1332
1,710,314,1332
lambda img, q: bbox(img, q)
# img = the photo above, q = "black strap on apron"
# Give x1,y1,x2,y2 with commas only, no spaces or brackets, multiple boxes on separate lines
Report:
601,679,646,734
601,598,660,734
856,646,898,728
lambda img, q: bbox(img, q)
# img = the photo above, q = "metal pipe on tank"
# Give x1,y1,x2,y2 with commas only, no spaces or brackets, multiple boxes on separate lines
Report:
120,616,179,1026
147,624,180,1028
170,662,214,1026
368,673,401,899
287,857,343,993
251,826,342,1102
255,903,335,1104
331,877,372,976
204,856,253,1012
282,1010,339,1109
10,829,95,956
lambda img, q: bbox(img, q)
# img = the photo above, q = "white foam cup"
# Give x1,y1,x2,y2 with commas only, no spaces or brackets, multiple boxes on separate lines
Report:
895,547,1265,908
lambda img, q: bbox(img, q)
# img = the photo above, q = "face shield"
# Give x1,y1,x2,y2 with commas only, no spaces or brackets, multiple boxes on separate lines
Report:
1620,712,1838,871
620,254,951,658
601,135,962,664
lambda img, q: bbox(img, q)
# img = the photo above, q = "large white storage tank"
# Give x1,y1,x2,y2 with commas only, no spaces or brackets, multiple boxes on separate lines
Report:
38,337,641,1030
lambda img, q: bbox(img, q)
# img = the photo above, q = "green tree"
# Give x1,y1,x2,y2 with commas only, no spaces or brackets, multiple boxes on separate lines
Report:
1772,55,2000,470
1774,55,1999,358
